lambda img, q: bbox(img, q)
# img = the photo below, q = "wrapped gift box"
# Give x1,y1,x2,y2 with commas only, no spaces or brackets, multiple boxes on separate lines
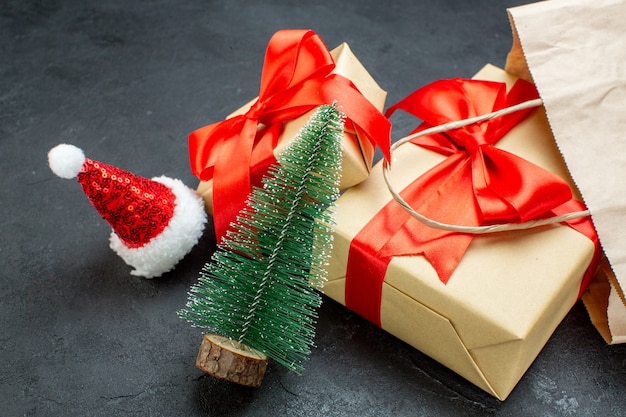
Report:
195,41,388,215
322,64,598,400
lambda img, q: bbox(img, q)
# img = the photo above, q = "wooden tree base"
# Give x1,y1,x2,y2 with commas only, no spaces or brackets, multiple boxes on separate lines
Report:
196,334,268,387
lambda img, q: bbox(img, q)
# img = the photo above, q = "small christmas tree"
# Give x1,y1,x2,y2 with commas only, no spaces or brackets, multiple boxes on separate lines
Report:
179,103,344,386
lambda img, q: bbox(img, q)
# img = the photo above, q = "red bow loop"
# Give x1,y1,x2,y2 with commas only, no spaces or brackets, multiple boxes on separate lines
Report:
259,30,335,98
472,146,572,223
386,79,505,130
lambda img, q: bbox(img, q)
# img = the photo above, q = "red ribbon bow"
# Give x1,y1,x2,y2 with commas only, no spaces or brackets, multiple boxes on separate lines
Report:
188,29,391,241
345,78,599,326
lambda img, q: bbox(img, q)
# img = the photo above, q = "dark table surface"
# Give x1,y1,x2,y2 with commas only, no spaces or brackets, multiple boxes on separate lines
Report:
3,0,626,416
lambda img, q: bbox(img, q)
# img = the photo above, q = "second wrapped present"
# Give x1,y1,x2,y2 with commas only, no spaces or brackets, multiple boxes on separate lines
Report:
188,29,390,240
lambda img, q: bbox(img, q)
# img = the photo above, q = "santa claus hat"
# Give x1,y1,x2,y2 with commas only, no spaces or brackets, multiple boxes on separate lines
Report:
48,144,207,278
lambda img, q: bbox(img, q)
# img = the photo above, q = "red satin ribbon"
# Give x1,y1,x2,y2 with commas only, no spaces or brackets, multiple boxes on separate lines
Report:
188,29,391,241
345,78,600,326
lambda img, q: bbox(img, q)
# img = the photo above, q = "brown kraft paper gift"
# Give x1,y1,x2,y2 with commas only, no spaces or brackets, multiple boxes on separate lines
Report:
322,64,598,400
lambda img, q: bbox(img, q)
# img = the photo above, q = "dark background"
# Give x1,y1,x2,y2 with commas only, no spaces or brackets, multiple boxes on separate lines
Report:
2,0,625,416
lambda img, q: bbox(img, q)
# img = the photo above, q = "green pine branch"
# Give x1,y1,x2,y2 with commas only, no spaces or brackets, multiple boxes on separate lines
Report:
179,103,344,373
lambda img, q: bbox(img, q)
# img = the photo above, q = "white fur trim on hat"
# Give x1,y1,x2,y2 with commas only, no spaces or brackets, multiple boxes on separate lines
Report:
109,176,207,278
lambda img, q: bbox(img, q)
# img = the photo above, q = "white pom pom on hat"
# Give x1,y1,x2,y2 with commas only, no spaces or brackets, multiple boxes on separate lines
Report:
47,143,207,278
48,143,86,179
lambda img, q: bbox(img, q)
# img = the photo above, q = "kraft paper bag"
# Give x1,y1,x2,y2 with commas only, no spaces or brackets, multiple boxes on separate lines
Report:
583,258,626,344
506,0,626,344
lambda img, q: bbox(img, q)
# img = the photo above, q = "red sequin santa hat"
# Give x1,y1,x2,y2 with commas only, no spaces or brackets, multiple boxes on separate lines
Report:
48,144,207,278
